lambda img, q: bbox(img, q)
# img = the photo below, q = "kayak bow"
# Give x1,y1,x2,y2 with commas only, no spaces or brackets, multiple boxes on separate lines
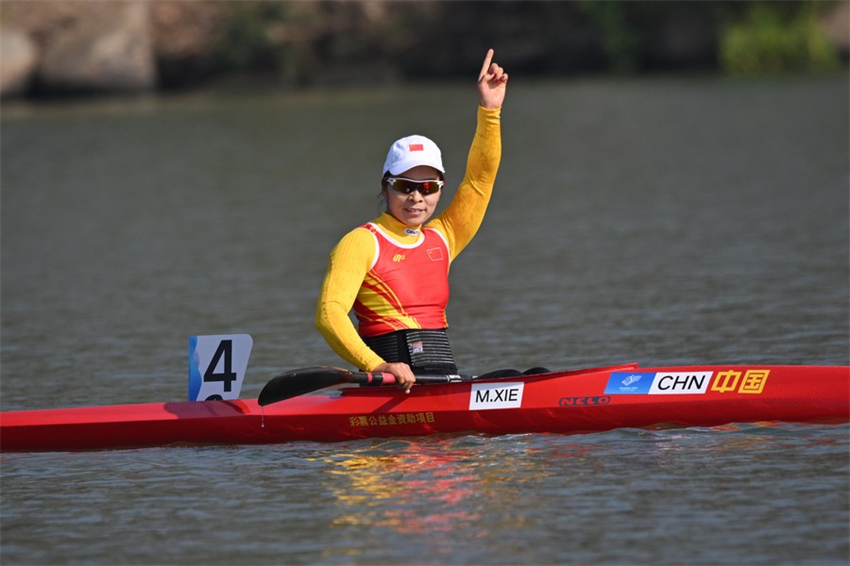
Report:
1,364,847,452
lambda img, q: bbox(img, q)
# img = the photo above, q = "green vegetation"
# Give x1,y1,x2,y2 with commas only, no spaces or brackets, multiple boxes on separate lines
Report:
578,1,665,74
720,2,840,75
205,1,845,87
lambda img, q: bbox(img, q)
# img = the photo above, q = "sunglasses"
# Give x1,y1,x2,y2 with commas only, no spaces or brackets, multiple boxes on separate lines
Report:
385,177,444,196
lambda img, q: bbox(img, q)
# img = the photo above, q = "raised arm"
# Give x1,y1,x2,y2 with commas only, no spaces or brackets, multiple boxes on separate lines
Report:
429,49,508,258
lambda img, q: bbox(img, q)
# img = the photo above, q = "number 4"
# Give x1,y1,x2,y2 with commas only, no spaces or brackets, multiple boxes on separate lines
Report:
189,334,252,401
204,339,237,392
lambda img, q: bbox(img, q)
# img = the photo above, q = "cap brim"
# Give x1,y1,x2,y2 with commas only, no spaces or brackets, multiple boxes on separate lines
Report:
386,159,445,176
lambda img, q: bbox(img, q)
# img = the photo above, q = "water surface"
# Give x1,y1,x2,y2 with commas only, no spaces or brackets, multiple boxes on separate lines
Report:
2,76,848,564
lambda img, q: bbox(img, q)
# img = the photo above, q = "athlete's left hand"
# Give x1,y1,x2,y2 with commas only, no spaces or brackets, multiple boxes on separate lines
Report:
478,49,508,110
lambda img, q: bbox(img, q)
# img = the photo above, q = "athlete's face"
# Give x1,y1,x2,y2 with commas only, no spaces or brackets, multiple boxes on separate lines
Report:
383,165,443,227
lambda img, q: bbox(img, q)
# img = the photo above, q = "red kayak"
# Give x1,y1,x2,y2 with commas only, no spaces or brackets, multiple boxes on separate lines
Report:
2,363,848,452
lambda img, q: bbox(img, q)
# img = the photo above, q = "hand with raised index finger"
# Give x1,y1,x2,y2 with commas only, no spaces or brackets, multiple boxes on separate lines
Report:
477,48,508,110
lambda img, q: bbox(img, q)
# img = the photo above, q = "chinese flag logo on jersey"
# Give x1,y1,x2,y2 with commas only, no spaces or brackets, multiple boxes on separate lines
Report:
427,247,444,261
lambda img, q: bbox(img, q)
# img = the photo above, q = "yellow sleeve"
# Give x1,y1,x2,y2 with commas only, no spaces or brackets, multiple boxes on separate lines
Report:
428,105,502,259
315,227,386,371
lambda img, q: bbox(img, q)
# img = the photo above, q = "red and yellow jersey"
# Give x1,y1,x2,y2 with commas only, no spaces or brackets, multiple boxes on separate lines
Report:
316,105,501,371
354,223,450,337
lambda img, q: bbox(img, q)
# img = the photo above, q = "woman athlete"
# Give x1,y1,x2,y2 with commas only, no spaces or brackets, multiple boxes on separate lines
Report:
316,49,517,393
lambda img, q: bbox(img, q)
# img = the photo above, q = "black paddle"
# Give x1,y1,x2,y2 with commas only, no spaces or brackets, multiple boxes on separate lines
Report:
257,367,475,406
257,362,634,407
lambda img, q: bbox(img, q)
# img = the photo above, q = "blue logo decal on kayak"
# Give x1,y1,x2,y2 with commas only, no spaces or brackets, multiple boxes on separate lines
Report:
621,374,641,386
605,372,656,394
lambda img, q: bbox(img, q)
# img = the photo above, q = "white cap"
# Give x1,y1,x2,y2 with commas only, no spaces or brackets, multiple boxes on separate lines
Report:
382,135,445,176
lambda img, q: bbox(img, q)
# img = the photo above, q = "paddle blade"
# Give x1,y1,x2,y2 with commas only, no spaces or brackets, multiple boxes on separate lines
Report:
258,367,351,406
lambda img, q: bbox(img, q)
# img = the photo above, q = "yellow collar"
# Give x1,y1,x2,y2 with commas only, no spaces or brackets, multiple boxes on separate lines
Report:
374,213,422,244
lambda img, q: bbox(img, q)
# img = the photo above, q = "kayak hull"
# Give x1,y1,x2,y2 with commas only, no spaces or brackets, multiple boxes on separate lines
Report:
2,364,848,452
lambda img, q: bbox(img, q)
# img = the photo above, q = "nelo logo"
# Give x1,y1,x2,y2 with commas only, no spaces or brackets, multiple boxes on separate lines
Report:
559,396,610,407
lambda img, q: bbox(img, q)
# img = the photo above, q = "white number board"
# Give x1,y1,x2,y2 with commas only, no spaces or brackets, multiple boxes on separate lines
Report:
188,334,253,401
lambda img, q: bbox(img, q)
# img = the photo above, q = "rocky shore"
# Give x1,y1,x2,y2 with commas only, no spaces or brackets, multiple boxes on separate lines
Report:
1,1,847,99
1,2,224,96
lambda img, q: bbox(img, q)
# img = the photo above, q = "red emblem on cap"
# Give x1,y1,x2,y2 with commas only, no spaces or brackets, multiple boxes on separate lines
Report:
409,144,424,151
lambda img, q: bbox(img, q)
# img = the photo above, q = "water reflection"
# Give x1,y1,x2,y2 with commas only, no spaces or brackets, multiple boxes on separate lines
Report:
305,426,847,562
310,437,560,540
